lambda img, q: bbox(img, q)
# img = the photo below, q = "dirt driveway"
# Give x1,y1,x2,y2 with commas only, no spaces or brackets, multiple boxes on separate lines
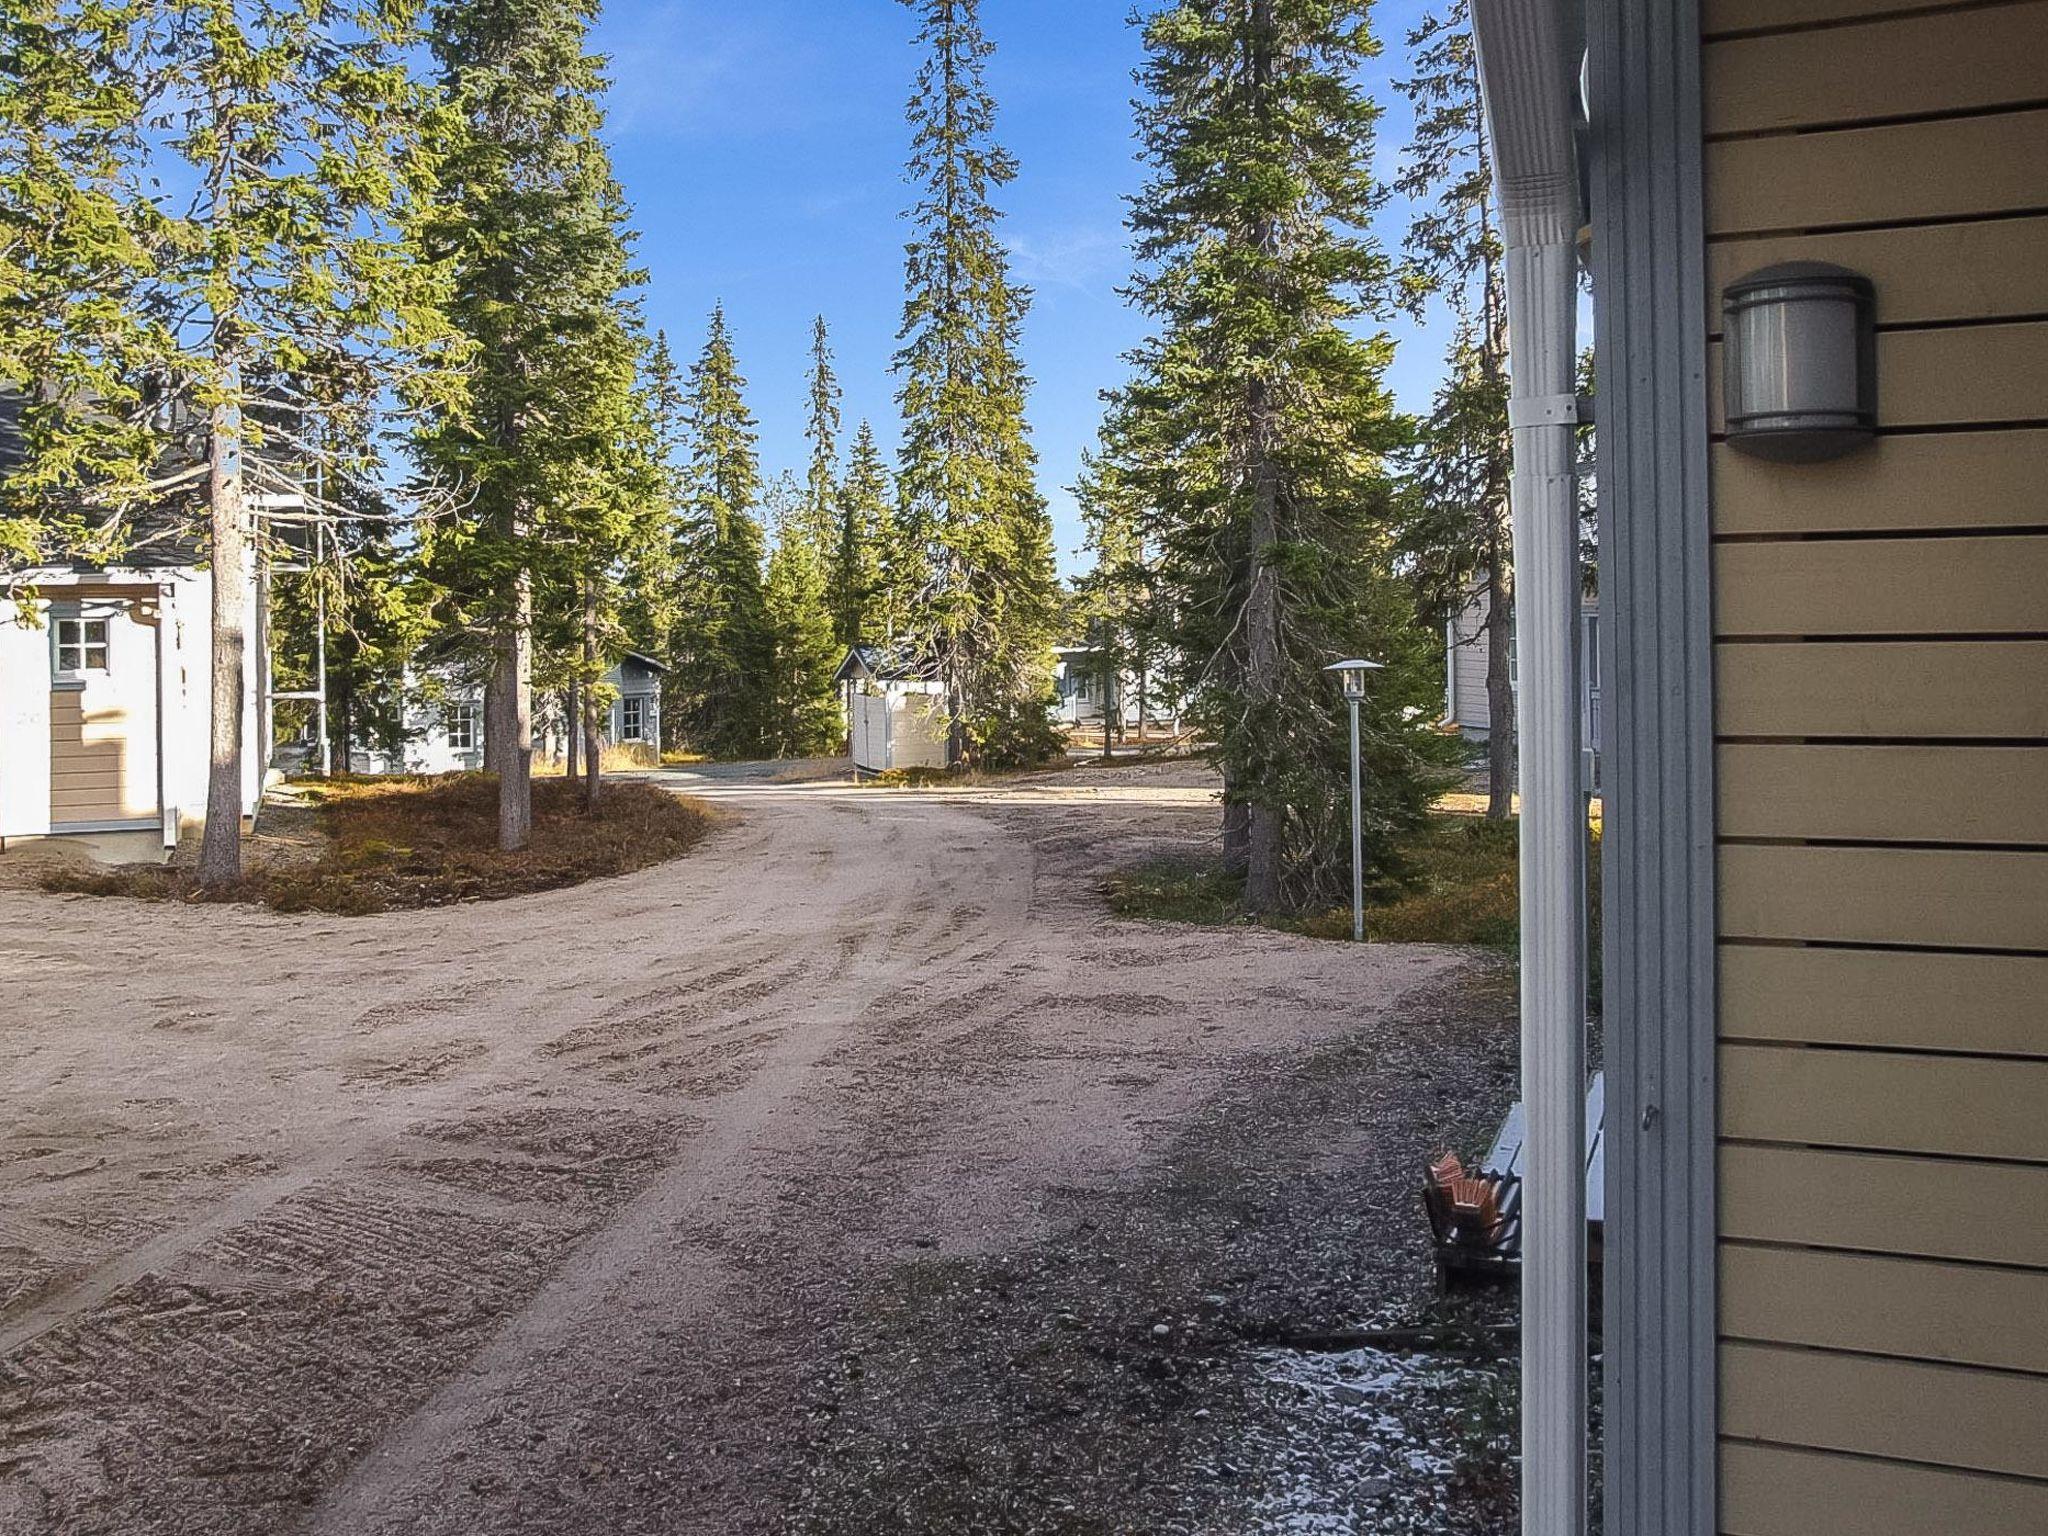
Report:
0,761,1516,1535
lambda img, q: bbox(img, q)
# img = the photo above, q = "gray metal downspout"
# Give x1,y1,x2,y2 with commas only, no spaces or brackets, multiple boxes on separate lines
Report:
1587,0,1718,1533
1468,3,1586,1533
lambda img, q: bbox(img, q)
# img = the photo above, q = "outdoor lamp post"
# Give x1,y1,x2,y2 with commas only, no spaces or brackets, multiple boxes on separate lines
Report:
1324,659,1384,942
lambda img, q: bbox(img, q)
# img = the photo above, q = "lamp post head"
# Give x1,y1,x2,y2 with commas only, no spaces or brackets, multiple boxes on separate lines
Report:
1324,658,1385,701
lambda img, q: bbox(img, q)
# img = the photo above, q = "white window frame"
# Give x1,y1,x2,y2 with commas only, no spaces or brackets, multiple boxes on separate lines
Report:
620,695,646,743
445,700,478,752
52,614,111,682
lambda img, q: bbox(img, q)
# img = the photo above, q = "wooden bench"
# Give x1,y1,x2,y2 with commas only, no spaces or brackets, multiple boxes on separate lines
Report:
1422,1072,1605,1285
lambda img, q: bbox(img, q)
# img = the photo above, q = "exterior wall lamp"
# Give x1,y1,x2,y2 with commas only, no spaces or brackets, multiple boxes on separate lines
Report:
1723,261,1877,462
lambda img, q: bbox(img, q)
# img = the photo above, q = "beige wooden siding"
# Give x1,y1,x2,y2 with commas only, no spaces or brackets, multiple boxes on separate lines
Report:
1721,1145,2048,1268
49,690,129,823
1719,946,2045,1054
1712,430,2048,535
1705,0,1994,34
1721,1442,2048,1536
1715,537,2048,636
1704,5,2048,134
1704,5,2048,1526
1705,108,2048,234
1722,1247,2048,1374
1721,1344,2048,1480
1717,744,2048,843
1716,640,2048,737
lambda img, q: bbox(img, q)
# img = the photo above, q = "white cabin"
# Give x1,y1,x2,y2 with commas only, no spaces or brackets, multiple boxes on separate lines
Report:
0,559,261,858
1445,586,1603,758
836,644,949,774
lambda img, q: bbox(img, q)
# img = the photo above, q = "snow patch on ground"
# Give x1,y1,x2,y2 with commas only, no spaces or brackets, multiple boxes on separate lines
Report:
1242,1345,1514,1534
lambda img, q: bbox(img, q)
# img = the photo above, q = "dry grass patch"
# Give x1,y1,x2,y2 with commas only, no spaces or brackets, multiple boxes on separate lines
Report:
1107,811,1600,965
43,774,716,917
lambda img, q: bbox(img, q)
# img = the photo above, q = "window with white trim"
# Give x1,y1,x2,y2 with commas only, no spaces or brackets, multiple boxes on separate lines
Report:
621,695,646,742
446,701,478,751
53,617,110,677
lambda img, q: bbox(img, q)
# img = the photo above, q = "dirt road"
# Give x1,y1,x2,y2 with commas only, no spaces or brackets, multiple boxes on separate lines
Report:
0,762,1514,1535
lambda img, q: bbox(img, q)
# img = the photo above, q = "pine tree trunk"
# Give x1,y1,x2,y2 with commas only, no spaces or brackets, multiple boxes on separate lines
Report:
1484,551,1516,819
197,402,247,886
483,666,510,778
1243,497,1284,909
492,566,532,851
581,574,602,810
1221,792,1250,879
565,686,580,780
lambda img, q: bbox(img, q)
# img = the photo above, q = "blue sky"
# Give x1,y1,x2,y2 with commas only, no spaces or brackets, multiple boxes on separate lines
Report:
592,0,1449,579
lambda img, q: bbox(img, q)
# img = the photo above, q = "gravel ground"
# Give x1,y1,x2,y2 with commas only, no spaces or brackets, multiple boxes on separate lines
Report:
0,757,1517,1535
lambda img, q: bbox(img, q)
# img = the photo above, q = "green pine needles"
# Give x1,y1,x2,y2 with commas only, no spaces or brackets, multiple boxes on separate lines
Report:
893,0,1061,769
1107,0,1459,912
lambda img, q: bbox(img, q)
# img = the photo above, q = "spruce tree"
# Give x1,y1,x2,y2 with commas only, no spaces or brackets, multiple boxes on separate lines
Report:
671,304,770,758
802,314,842,553
416,0,637,846
1113,0,1455,911
894,0,1059,765
834,419,893,648
620,327,688,668
1394,0,1514,815
762,474,843,758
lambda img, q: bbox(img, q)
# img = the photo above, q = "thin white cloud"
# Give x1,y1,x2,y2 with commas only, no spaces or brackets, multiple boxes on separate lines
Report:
1004,225,1127,293
598,2,822,140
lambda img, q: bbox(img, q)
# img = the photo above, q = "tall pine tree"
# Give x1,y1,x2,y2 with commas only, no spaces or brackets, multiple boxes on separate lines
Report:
1113,0,1455,911
894,0,1059,766
833,419,893,648
1394,0,1514,815
416,0,637,847
801,314,841,553
761,472,842,758
670,303,771,758
114,0,454,883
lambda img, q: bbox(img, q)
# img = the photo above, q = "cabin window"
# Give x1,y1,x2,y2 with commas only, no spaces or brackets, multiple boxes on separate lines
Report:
53,617,110,677
621,696,646,742
445,701,478,751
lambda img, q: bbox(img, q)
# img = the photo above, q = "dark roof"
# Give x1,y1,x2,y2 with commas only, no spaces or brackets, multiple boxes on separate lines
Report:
834,642,939,686
619,648,669,675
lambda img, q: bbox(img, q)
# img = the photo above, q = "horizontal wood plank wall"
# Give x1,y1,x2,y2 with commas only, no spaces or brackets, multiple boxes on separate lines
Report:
1702,5,2048,1529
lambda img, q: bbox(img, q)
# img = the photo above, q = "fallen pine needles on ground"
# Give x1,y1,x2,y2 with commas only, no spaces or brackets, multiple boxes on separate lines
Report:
43,774,716,916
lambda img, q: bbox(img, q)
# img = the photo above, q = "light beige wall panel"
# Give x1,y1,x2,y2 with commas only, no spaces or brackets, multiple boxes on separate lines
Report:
1720,843,2048,948
1720,944,2048,1054
1721,1440,2048,1536
1721,1043,2048,1161
1721,1144,2048,1265
1721,1342,2048,1478
1718,744,2048,842
1704,7,2048,134
1715,536,2048,636
1712,430,2048,534
1704,0,2008,32
1715,640,2048,737
1707,218,2048,333
1722,1244,2048,1373
1706,109,2048,234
